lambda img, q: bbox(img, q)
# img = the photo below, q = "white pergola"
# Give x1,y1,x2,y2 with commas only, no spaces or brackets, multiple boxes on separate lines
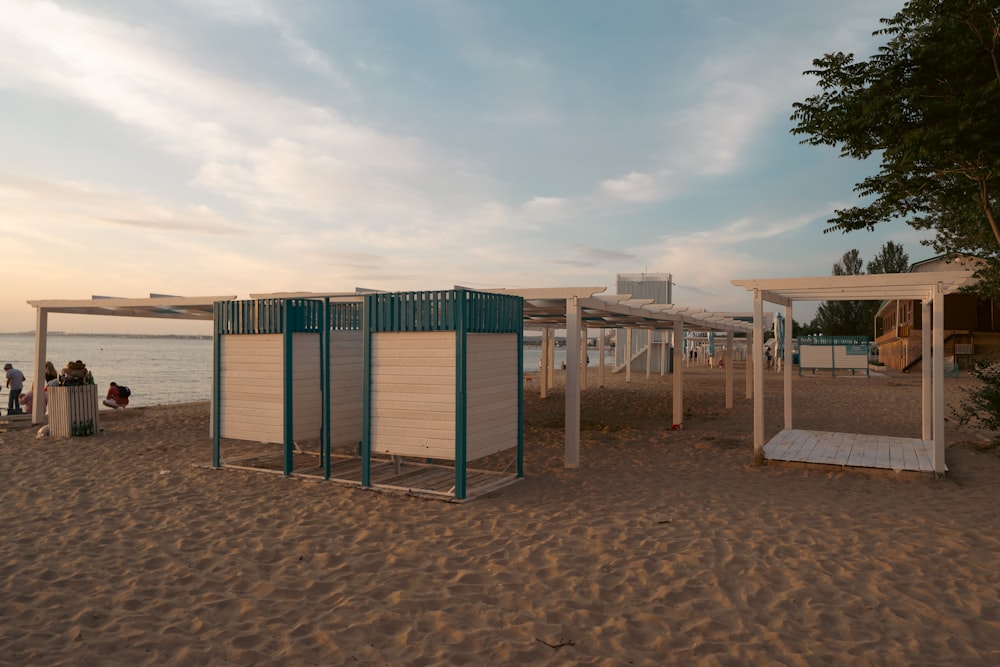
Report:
732,271,978,474
24,288,755,472
24,294,237,424
264,286,759,468
487,287,755,468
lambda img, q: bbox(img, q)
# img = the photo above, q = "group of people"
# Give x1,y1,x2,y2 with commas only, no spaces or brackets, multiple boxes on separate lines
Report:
3,360,130,415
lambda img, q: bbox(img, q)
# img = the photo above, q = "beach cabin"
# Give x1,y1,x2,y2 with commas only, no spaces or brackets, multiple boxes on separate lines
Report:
212,297,363,474
211,289,524,501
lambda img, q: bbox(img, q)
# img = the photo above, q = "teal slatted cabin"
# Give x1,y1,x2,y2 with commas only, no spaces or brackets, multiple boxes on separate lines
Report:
211,289,523,500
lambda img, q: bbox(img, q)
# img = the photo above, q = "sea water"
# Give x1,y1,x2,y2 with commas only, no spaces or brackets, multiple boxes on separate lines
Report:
0,334,212,407
0,334,616,409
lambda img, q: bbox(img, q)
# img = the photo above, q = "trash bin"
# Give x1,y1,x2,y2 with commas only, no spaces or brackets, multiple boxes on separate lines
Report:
48,384,100,438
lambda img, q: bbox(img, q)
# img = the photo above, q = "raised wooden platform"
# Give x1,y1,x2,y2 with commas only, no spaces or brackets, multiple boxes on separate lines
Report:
763,429,942,474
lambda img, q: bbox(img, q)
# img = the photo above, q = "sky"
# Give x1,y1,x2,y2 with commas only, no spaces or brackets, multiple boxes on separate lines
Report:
0,0,930,334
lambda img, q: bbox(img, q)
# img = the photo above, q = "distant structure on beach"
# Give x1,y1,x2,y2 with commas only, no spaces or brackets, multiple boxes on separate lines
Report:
615,272,672,371
874,256,1000,371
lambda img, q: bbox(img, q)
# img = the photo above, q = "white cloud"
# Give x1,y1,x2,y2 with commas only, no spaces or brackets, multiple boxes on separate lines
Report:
599,171,675,203
521,196,568,220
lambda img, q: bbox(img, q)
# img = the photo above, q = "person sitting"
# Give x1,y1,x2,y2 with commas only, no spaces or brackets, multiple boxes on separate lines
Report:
18,389,33,413
103,382,129,410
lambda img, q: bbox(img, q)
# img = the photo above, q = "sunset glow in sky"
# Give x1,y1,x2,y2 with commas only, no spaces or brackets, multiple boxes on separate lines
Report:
0,0,926,333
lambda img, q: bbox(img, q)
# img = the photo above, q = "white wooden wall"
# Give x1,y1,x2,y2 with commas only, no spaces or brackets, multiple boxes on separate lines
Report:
219,333,322,443
48,384,99,438
466,333,518,461
370,331,456,458
799,344,868,371
329,330,364,448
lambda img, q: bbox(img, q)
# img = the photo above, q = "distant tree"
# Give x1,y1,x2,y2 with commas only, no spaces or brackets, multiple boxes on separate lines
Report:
814,243,910,336
790,0,1000,293
814,249,878,336
866,240,910,274
793,318,821,337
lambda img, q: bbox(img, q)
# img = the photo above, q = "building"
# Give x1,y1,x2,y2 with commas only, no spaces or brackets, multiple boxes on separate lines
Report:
874,256,1000,371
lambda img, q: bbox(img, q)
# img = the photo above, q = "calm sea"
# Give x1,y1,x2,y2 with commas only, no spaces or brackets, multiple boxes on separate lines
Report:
0,333,212,407
0,334,617,408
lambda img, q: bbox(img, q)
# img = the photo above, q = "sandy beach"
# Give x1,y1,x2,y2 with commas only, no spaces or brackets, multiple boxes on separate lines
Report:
3,365,1000,666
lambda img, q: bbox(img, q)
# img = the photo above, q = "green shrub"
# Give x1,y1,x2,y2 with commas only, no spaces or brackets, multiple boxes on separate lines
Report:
953,358,1000,448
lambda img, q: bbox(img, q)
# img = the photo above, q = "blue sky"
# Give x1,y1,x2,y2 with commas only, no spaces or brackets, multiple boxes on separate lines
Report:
0,0,926,334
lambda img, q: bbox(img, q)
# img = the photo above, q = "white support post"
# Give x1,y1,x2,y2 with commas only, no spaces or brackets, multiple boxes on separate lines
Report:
32,308,49,424
645,330,652,379
753,290,765,464
932,285,945,474
625,328,633,383
672,320,684,429
547,328,556,391
661,331,667,376
540,327,550,400
746,331,754,399
784,303,794,430
922,300,932,441
565,297,581,469
725,331,734,409
580,326,588,389
598,328,606,388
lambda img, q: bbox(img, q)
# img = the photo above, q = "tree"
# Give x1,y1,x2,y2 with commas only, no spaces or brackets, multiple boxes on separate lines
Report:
953,358,1000,448
866,240,910,274
790,1,1000,291
814,249,879,336
813,243,910,336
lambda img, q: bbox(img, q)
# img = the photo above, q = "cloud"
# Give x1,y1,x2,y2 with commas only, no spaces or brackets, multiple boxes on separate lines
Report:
599,171,675,203
521,196,568,220
172,0,351,88
0,171,243,236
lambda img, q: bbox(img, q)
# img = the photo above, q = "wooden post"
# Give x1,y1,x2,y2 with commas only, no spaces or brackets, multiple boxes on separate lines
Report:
625,328,633,383
547,328,556,391
725,330,734,409
661,331,668,376
784,304,793,430
565,297,581,468
598,328,606,388
921,299,932,441
32,308,49,425
753,290,765,465
672,320,684,429
932,285,945,474
540,326,550,399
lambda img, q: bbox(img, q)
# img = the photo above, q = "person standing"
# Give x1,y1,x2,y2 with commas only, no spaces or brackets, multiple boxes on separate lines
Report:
5,363,26,415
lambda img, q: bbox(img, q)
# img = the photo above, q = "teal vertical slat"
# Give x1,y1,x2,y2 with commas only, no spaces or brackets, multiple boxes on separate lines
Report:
283,301,294,476
361,295,373,487
454,289,468,500
212,302,223,468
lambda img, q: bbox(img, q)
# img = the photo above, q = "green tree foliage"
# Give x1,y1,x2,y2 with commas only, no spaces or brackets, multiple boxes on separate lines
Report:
814,249,878,336
866,240,910,275
791,1,1000,291
953,358,1000,447
813,243,910,335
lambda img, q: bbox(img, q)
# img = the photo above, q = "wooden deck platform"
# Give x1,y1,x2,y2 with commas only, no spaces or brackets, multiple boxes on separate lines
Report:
763,429,942,474
219,452,521,502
